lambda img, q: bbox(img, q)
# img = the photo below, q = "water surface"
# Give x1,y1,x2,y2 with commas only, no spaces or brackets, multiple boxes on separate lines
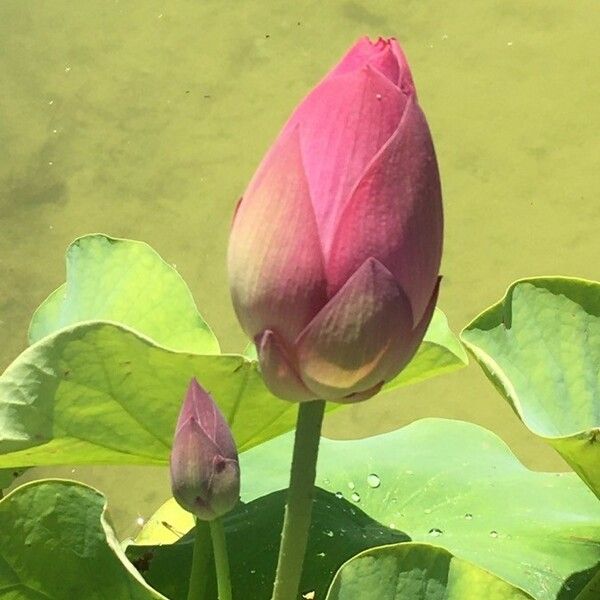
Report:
1,0,598,534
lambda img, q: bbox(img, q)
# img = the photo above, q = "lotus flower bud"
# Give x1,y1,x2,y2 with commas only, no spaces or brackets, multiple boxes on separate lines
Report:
170,378,240,521
228,37,443,403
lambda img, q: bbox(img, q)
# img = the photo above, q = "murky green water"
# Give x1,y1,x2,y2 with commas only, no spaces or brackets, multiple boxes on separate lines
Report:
1,1,599,535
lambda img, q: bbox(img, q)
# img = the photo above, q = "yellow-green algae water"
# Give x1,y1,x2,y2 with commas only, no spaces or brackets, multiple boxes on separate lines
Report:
1,1,599,535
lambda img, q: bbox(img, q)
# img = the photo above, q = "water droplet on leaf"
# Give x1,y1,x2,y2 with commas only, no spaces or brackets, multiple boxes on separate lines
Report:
367,473,381,488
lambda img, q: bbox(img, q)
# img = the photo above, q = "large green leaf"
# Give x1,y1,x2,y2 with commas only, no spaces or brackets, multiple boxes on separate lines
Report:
0,468,20,491
132,419,600,599
460,278,600,498
325,542,533,599
132,498,195,546
0,305,465,471
574,570,600,600
127,488,407,600
0,322,298,466
0,234,302,466
0,480,166,599
243,418,600,599
29,234,219,354
0,235,465,469
128,500,532,600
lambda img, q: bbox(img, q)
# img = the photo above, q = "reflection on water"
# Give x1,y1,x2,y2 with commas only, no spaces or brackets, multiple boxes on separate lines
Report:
1,1,599,533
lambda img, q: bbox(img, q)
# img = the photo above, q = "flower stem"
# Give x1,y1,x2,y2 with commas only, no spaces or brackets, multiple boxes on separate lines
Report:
209,517,233,600
187,520,214,600
271,399,326,600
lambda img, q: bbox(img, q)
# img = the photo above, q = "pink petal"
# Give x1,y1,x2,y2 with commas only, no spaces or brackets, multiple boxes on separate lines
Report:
205,454,241,518
330,37,400,83
170,414,220,516
171,379,240,520
170,416,239,521
171,417,219,490
327,96,443,324
379,277,441,383
228,127,328,344
339,381,384,404
176,379,237,459
328,37,414,92
294,257,414,400
388,39,416,96
284,66,406,252
256,330,317,402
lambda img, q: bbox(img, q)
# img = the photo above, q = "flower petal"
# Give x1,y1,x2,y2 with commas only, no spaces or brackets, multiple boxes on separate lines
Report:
329,37,414,92
339,381,385,404
295,257,414,400
379,277,441,383
228,127,327,343
206,455,240,519
388,39,416,96
284,66,406,252
256,329,317,402
330,37,400,83
327,96,443,324
170,415,220,517
177,379,237,459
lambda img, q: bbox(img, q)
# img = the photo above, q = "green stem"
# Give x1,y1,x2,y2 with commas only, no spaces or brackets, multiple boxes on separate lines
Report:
271,399,326,600
209,518,233,600
187,519,214,600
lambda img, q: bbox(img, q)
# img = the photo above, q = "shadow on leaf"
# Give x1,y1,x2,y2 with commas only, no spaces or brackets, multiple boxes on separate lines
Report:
127,487,409,600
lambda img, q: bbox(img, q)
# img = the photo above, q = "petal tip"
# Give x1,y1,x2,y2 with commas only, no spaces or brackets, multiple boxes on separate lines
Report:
256,330,317,402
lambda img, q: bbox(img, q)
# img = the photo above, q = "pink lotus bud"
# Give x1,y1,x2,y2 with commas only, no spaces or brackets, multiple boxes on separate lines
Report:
228,37,443,403
170,379,240,520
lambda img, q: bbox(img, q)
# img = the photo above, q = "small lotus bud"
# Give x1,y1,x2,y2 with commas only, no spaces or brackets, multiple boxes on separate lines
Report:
169,378,240,521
